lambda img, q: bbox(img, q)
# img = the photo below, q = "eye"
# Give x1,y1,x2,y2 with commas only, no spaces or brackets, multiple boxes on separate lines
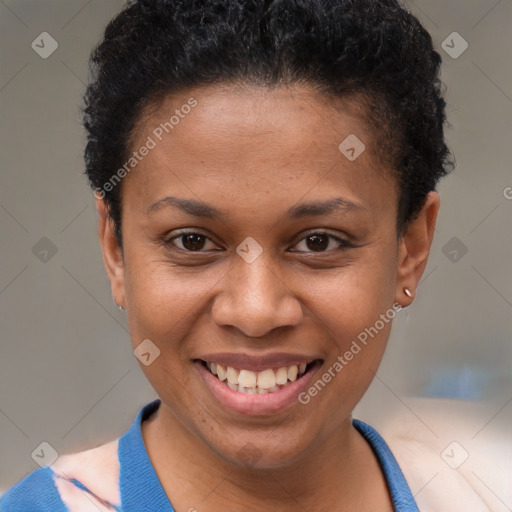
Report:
165,231,218,252
164,230,353,254
290,232,352,253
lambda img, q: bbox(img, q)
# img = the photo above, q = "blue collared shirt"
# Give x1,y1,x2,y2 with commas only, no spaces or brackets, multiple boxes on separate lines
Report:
1,398,419,511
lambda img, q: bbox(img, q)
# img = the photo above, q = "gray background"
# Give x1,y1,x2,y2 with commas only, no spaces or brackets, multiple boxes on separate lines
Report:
1,0,511,505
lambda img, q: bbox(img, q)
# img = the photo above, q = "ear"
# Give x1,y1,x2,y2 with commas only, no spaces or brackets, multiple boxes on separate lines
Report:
96,197,126,310
395,191,440,306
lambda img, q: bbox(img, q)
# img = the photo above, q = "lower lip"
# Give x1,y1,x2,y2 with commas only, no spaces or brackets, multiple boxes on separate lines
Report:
194,360,323,416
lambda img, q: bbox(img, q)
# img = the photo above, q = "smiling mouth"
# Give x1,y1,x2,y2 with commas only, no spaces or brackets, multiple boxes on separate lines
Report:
199,359,321,394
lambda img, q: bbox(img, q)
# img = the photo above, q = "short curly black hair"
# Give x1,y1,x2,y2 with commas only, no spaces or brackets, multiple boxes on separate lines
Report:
83,0,453,246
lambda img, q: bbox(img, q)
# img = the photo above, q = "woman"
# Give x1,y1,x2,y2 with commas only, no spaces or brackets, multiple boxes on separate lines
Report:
1,0,456,510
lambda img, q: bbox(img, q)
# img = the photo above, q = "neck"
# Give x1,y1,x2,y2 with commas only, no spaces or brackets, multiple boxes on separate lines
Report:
141,402,393,511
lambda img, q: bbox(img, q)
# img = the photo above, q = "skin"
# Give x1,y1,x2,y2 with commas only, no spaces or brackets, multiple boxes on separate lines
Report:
96,84,439,511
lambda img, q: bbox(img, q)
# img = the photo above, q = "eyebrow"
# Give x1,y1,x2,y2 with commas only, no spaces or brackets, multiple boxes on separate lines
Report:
146,195,366,219
287,197,366,218
146,196,226,219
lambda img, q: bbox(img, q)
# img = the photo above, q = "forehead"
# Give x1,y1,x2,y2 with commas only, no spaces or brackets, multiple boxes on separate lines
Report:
124,84,396,221
137,84,374,160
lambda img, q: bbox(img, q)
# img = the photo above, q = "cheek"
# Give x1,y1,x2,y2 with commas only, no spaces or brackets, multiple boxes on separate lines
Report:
304,274,395,423
123,250,228,350
306,246,398,394
313,249,397,331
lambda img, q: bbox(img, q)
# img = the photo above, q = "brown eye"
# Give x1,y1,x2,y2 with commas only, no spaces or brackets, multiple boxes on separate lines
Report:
166,232,217,252
291,232,351,253
305,234,329,252
180,233,206,251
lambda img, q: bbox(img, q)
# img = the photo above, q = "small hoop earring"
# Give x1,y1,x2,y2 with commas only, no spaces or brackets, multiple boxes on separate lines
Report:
404,288,413,298
112,295,125,311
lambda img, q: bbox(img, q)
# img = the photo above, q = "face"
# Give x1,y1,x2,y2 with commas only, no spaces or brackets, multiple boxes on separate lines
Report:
98,84,438,468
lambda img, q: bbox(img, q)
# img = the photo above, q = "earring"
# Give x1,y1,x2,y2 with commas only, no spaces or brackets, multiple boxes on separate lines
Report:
404,288,413,298
112,295,125,310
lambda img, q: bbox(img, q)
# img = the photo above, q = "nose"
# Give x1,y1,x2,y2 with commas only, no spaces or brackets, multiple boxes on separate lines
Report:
211,253,303,338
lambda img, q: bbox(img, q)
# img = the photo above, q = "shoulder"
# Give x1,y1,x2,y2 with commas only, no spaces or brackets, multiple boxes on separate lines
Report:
51,438,121,511
0,466,67,512
1,439,121,512
371,397,511,512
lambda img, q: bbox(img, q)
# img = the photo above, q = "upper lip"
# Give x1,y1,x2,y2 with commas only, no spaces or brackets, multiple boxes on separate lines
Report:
195,352,322,371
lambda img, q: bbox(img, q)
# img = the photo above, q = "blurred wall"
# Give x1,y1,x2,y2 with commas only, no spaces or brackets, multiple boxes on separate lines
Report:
1,0,511,497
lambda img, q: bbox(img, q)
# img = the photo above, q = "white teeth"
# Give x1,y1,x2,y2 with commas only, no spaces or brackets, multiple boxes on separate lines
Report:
257,368,276,389
216,364,227,381
275,367,288,385
287,365,298,381
227,366,239,385
238,369,257,388
204,360,314,393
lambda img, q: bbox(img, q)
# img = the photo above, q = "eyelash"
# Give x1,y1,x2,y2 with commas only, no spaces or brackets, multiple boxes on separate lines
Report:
163,230,354,254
